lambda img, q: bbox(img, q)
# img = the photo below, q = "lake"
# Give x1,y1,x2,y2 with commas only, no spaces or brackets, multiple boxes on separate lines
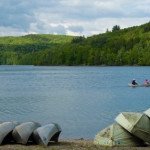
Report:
0,66,149,139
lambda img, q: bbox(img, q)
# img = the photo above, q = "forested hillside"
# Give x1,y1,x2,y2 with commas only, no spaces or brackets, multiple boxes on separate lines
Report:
0,22,149,65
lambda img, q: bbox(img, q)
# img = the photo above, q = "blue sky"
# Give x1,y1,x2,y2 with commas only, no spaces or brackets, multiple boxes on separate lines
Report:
0,0,149,36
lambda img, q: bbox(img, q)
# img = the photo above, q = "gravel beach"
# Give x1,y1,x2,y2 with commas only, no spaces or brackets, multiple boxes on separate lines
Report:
0,140,149,150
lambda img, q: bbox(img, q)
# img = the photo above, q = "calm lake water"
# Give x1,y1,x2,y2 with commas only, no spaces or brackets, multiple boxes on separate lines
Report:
0,66,150,139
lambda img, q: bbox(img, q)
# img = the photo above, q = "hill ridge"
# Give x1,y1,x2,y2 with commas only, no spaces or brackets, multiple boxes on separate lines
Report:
0,22,149,65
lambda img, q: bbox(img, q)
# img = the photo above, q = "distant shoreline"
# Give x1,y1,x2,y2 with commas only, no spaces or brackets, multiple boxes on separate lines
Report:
0,64,149,67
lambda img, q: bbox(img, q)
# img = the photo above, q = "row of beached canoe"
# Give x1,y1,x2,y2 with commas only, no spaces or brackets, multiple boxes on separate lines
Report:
0,122,61,146
94,108,150,147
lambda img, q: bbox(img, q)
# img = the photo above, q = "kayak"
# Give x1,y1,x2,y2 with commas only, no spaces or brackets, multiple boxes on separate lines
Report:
143,84,150,87
128,84,139,87
128,83,150,87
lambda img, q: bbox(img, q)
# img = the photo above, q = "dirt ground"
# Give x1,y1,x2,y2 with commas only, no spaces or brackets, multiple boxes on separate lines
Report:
0,140,149,150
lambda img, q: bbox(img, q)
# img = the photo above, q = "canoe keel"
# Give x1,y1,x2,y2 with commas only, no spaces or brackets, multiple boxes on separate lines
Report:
33,123,61,146
94,123,144,147
116,112,150,144
0,122,20,144
12,122,41,144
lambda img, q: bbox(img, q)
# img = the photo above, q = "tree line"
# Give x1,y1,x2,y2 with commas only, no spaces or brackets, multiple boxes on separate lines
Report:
0,22,149,66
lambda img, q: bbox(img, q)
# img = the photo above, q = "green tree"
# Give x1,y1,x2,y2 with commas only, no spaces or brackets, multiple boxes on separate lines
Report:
112,25,120,32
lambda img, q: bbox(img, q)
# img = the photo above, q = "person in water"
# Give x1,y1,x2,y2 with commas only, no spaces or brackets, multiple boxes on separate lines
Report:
132,79,138,85
144,79,150,85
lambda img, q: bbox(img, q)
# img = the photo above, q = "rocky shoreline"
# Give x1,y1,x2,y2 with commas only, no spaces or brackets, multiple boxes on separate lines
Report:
0,139,149,150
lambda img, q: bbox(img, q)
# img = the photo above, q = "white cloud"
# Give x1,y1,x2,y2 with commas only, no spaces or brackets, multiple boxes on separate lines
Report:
0,26,26,36
0,0,149,36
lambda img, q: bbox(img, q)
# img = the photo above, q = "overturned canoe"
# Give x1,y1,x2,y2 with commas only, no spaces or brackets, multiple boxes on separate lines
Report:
115,112,150,143
94,123,144,147
0,121,20,144
144,108,150,118
33,123,61,146
12,122,41,144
